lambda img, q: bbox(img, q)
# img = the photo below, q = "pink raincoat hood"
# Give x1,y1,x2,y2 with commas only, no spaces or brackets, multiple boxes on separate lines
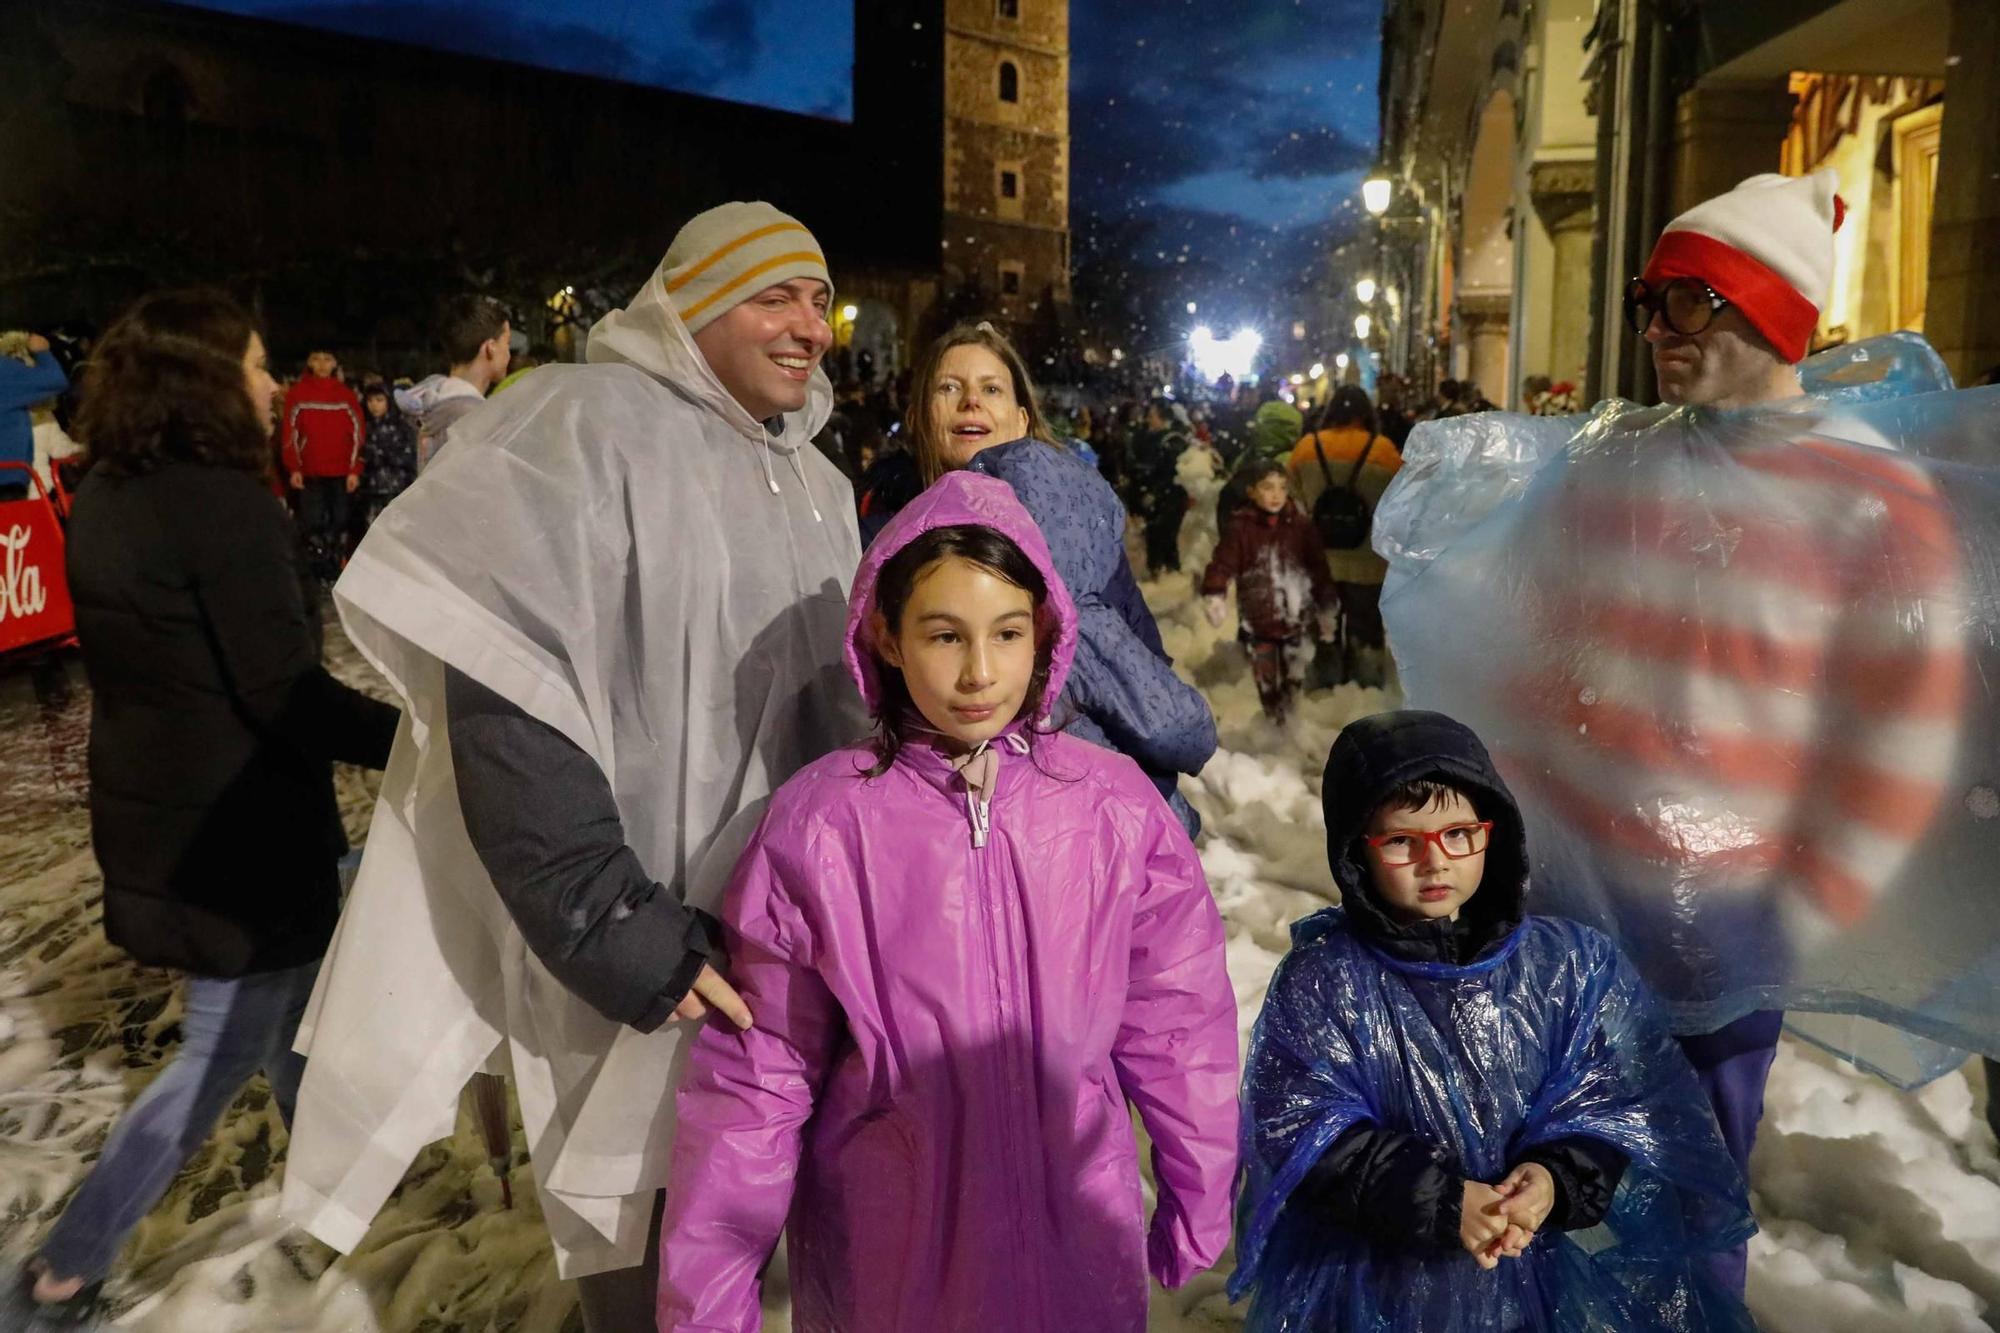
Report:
844,470,1080,720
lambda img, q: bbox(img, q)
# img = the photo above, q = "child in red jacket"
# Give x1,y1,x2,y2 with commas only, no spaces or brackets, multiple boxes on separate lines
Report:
1202,460,1339,722
280,350,363,584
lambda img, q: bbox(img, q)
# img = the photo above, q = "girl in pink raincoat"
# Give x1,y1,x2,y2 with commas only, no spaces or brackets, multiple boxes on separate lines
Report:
657,471,1240,1332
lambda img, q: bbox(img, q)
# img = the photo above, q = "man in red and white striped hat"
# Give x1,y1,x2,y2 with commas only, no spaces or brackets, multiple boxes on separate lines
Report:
1628,168,1842,408
1497,169,1967,1298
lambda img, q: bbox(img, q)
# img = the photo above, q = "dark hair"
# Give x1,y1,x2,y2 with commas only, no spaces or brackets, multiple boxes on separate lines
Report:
1237,457,1287,490
905,323,1053,485
865,523,1054,776
1374,778,1477,819
76,288,271,476
438,294,510,367
1317,383,1377,436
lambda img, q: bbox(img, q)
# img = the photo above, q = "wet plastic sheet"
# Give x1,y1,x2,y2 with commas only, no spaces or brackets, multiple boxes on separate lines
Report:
1375,334,2000,1080
1231,911,1754,1332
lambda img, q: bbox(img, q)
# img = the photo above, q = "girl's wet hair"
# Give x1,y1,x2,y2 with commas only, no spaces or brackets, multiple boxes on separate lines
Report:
865,523,1055,776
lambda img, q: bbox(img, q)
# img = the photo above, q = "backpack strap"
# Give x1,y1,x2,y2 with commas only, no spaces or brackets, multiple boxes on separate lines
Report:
1313,433,1338,490
1342,435,1376,492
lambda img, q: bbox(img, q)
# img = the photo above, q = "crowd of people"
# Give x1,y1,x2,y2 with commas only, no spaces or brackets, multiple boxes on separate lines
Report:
4,169,1996,1333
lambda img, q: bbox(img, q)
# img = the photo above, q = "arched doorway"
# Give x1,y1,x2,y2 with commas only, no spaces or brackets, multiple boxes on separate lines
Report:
1457,90,1517,405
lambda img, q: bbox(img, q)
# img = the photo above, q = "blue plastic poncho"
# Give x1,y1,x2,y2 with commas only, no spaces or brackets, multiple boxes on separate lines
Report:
1373,334,2000,1083
1232,711,1754,1332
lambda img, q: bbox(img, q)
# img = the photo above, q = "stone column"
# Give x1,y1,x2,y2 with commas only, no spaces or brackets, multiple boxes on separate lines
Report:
1670,79,1794,216
1460,292,1512,403
1927,0,2000,385
1530,158,1597,385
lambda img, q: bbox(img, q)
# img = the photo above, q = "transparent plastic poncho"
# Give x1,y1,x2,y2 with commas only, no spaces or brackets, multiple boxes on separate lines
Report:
1231,912,1755,1332
1374,334,2000,1083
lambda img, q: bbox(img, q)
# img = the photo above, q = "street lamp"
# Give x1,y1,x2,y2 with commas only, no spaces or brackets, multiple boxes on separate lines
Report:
1335,353,1350,370
1186,301,1198,315
1355,278,1377,305
1362,173,1392,217
1308,361,1325,379
1354,313,1373,341
840,303,859,323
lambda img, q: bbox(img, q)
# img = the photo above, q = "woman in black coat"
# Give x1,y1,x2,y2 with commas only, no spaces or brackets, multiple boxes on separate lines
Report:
17,290,397,1316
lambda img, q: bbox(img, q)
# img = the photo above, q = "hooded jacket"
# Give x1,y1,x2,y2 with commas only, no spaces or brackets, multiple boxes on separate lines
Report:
969,437,1216,831
283,260,865,1277
657,472,1240,1333
1229,710,1754,1332
397,373,486,473
1201,500,1339,642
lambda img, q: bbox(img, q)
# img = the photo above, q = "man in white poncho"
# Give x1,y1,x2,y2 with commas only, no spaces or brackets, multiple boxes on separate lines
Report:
281,202,866,1327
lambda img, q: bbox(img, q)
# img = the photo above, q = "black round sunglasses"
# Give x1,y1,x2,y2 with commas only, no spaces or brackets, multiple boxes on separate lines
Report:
1624,276,1731,337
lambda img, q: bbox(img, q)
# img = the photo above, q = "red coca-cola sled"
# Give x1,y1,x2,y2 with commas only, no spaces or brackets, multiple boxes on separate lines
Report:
0,462,77,663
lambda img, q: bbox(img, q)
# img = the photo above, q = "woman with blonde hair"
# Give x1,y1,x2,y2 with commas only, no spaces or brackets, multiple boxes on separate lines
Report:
903,320,1214,833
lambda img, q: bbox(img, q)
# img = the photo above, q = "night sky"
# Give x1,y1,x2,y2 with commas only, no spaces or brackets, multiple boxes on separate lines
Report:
168,0,856,121
167,0,1378,346
1071,0,1382,344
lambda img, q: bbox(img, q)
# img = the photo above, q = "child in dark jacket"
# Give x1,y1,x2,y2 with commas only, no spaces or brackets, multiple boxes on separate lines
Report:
1231,710,1755,1333
1200,459,1338,722
358,383,417,529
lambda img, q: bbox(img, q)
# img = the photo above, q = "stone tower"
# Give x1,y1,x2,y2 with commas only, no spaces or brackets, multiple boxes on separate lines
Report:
940,0,1071,330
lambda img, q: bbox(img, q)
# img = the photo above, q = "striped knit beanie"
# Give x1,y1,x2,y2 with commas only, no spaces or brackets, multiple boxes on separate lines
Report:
663,202,832,334
1641,168,1844,363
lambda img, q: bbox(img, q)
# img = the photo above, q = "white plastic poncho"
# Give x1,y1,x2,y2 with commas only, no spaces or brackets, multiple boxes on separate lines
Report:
1374,333,2000,1086
282,266,867,1275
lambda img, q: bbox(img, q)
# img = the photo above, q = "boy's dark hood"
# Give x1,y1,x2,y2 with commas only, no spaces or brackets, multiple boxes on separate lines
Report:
1321,710,1529,965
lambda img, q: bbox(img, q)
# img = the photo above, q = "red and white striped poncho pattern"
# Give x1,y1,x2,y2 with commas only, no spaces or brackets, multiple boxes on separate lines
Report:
1500,418,1968,937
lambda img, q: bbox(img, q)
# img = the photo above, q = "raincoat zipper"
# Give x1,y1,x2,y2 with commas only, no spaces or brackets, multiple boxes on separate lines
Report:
968,793,1044,1323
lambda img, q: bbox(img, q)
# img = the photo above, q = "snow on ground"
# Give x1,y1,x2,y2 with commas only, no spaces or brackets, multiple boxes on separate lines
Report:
2,523,1999,1329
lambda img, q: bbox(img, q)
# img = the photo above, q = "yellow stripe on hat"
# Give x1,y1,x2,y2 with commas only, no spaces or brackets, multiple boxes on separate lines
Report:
677,251,830,324
665,222,817,294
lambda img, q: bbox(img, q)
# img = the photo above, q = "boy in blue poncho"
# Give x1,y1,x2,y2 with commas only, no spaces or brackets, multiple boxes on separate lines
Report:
1231,710,1757,1332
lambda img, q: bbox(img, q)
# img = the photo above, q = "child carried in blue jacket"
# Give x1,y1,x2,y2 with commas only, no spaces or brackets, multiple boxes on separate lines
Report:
1231,710,1756,1332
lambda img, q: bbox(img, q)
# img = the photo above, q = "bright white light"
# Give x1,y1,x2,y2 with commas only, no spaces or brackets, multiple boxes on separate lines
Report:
1354,313,1372,340
1355,278,1377,304
1309,361,1325,379
1186,301,1199,315
1111,347,1124,360
840,304,859,322
1187,325,1262,382
1362,175,1392,216
1335,352,1350,369
1288,373,1304,385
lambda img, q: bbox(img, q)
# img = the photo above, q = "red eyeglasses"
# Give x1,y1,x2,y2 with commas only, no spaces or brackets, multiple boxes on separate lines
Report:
1364,821,1493,866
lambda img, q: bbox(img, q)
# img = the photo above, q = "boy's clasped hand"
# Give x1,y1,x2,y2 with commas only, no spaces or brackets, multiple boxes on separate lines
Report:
1460,1162,1556,1269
